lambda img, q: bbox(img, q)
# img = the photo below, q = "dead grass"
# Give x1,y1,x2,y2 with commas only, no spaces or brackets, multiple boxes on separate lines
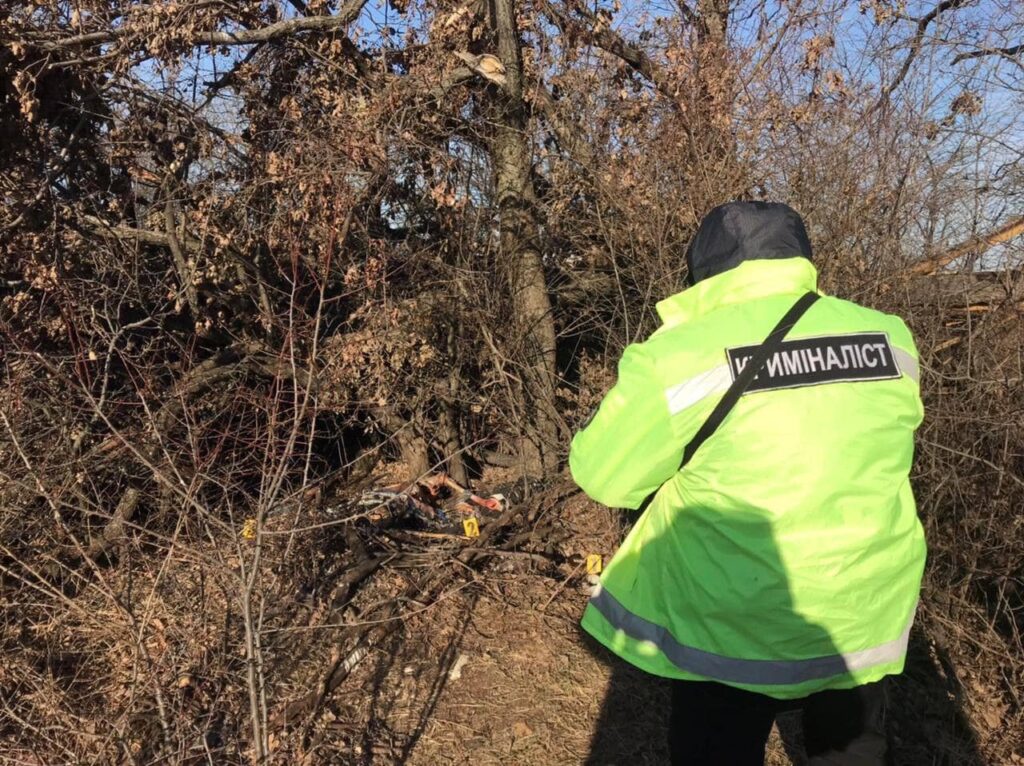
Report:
2,440,1022,764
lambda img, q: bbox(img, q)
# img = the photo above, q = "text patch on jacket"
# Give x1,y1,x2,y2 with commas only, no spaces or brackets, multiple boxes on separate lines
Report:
726,332,901,392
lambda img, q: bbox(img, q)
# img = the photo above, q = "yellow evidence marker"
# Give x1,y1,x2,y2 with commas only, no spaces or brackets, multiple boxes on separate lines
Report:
586,554,603,575
462,517,480,538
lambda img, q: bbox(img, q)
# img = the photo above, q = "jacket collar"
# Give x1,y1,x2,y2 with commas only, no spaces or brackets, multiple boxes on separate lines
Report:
655,258,819,328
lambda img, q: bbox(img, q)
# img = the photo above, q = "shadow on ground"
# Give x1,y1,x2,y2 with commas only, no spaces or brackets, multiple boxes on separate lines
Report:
888,628,986,766
583,626,985,766
581,635,672,766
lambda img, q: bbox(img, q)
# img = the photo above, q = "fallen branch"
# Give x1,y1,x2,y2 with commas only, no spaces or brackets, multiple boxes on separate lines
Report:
72,348,256,564
910,214,1024,275
271,504,522,727
84,487,141,561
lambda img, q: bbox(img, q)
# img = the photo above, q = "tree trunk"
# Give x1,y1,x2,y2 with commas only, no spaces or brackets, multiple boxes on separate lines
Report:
490,0,561,476
375,406,430,481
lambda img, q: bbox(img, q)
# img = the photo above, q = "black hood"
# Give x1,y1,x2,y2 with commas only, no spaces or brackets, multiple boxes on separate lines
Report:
686,201,813,285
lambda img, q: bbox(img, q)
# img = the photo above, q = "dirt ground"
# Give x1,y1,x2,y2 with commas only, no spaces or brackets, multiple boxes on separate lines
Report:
290,484,1021,766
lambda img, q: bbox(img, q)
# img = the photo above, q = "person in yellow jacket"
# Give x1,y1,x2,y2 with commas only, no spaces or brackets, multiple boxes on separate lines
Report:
570,201,925,765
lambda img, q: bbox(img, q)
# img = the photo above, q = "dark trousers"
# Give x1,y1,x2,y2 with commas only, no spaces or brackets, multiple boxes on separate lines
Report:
669,679,887,765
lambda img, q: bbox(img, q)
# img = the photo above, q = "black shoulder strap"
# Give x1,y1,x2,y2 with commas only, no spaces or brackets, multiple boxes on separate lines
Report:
638,291,820,512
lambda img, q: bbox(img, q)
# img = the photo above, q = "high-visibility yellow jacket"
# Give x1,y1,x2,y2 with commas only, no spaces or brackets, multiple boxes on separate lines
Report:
570,257,926,699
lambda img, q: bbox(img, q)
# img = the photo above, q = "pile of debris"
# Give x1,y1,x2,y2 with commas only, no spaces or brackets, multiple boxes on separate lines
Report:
343,472,508,537
268,473,584,732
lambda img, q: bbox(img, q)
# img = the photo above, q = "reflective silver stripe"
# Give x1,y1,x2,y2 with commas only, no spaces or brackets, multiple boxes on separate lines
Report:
664,364,731,415
589,586,914,686
892,347,919,383
665,346,917,416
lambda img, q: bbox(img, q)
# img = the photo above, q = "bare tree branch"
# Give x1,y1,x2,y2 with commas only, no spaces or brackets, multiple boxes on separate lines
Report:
677,1,699,27
873,0,968,109
164,193,200,316
953,42,1024,64
22,2,369,51
79,213,203,251
540,0,683,107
